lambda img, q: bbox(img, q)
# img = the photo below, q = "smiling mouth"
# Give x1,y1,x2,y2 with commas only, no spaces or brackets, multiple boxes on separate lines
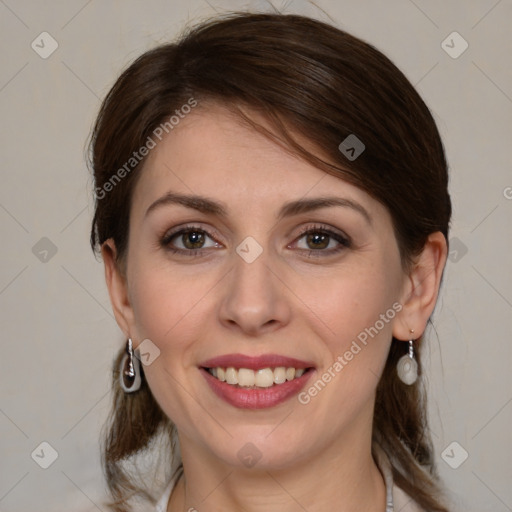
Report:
202,366,314,388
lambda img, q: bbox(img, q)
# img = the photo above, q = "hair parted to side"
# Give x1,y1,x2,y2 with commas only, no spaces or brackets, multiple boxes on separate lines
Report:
89,12,451,512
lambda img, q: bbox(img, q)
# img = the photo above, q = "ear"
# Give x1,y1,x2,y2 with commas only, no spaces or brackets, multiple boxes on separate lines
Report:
102,239,136,339
392,231,448,341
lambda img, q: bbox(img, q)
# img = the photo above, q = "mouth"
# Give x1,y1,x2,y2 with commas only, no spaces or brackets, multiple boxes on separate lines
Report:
199,353,316,409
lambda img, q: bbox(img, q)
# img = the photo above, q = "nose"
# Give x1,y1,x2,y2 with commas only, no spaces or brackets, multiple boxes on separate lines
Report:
218,248,291,336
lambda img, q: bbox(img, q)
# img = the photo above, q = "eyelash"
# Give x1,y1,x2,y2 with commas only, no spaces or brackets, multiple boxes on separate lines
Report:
160,223,351,258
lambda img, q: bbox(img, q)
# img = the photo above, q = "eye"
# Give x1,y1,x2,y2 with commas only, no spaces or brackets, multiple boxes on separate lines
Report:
292,225,351,256
161,226,220,253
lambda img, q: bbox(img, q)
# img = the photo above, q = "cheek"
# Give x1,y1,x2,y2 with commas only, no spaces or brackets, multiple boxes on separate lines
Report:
127,260,214,360
294,277,395,426
299,266,397,343
294,263,398,398
128,263,215,429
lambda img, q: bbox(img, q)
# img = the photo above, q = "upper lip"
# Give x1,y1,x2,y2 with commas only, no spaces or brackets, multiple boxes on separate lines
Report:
200,353,315,370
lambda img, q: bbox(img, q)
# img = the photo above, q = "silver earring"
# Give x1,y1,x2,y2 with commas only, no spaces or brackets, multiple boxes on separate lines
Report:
396,332,418,385
120,338,141,393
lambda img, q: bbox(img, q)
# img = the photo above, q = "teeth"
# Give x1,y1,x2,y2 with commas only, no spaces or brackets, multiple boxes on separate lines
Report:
208,366,308,387
238,368,255,387
286,367,295,381
274,367,287,384
255,368,274,387
225,367,238,385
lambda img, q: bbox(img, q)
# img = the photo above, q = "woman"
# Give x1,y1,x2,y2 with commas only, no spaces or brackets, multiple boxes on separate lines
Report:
89,12,451,512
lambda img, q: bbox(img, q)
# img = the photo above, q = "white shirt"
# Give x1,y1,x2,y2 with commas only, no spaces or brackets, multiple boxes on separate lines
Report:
154,447,423,512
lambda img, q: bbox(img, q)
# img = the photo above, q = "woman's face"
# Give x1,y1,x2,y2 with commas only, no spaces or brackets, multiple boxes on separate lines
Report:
111,104,413,469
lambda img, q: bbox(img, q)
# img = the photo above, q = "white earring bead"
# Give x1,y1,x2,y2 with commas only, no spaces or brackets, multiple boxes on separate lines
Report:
397,339,418,385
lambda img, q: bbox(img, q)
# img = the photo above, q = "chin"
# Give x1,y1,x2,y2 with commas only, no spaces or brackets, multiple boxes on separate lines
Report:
205,427,313,472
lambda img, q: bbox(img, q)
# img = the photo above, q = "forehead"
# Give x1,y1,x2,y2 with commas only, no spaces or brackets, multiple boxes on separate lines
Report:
131,104,383,220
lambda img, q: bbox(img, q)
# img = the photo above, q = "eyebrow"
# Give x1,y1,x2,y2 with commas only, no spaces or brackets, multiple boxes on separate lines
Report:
277,197,372,225
145,192,372,225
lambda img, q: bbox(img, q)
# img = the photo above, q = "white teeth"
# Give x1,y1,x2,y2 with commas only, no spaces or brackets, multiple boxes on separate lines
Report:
238,368,255,387
255,368,274,387
274,367,287,384
225,367,238,385
208,366,308,387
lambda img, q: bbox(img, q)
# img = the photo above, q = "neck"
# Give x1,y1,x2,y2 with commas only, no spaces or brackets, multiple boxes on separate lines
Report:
168,432,386,512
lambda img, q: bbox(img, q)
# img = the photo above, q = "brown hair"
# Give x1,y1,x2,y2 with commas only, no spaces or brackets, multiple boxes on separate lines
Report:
89,12,451,512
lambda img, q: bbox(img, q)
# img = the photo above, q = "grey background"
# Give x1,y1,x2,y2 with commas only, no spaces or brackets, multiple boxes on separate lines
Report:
1,0,511,511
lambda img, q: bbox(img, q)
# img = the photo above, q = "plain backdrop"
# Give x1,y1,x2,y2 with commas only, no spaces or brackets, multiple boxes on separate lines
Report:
0,1,511,511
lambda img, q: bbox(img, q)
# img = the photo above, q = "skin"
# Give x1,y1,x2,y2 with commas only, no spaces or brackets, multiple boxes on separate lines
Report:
102,103,447,512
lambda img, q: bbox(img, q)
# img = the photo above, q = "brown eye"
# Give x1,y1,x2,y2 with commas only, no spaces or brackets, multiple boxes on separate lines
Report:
181,230,206,249
305,232,330,250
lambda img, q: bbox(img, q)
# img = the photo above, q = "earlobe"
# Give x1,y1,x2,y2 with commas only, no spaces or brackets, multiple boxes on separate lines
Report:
101,239,135,338
392,231,448,341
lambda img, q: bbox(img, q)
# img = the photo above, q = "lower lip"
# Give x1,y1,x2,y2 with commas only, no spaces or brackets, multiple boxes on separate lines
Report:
200,368,315,409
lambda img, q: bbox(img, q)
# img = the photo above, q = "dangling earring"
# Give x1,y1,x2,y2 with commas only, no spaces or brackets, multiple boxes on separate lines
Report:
120,338,141,393
396,330,418,385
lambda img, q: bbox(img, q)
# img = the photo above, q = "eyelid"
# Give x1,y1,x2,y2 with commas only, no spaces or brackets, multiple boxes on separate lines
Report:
161,223,222,243
293,223,351,243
